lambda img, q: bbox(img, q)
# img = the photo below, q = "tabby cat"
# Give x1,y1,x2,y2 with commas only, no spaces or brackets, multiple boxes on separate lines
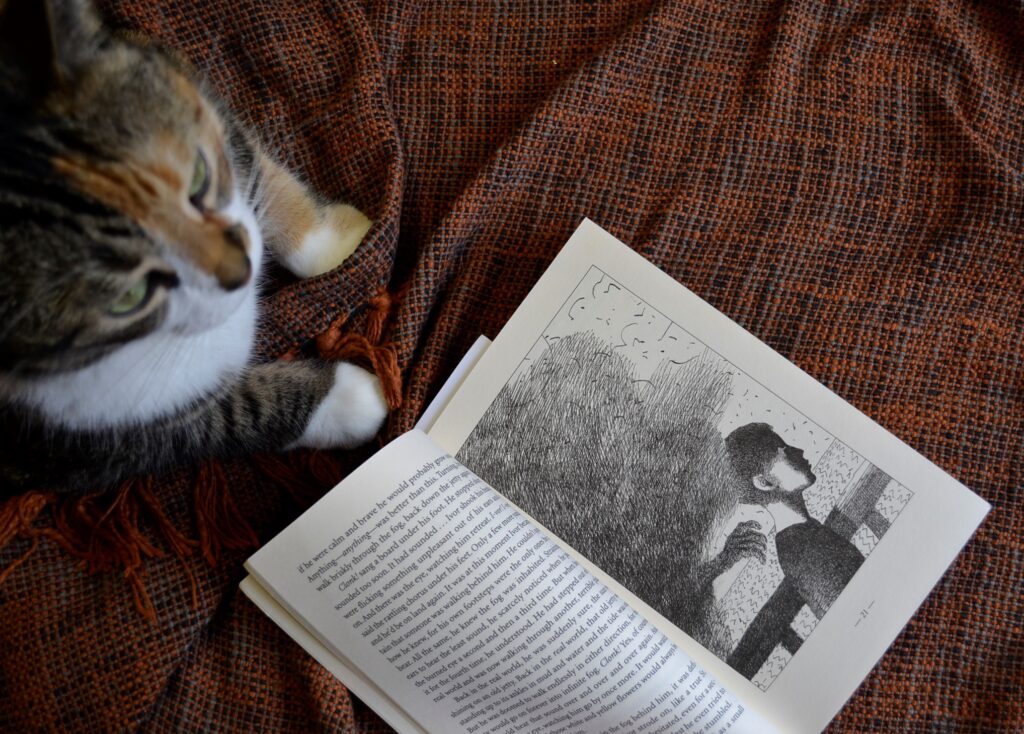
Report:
0,0,388,493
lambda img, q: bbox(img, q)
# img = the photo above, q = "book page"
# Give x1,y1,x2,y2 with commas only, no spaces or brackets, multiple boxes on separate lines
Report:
427,219,990,733
241,338,493,734
246,430,779,734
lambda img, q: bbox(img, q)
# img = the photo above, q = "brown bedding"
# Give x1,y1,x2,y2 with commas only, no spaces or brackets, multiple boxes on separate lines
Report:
1,1,1021,731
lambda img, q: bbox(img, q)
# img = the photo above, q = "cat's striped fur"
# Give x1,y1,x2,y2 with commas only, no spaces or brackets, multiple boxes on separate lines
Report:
0,0,387,493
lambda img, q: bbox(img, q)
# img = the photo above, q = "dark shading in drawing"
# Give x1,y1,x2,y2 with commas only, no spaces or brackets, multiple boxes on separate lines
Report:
459,331,741,658
724,423,864,620
457,267,913,690
717,423,864,680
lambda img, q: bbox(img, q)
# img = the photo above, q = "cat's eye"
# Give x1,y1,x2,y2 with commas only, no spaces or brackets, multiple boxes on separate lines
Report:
188,150,210,208
108,278,153,316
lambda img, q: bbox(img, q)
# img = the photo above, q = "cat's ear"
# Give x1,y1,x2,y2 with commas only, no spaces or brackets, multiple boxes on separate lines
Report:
0,0,104,93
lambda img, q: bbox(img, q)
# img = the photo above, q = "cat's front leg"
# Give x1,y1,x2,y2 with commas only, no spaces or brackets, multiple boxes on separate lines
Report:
256,152,373,277
203,360,387,465
3,360,390,494
246,150,388,444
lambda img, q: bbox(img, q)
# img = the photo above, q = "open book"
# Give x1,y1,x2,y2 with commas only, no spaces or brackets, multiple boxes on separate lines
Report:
242,220,989,734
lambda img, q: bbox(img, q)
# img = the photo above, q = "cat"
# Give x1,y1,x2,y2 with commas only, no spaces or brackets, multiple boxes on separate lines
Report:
0,0,389,494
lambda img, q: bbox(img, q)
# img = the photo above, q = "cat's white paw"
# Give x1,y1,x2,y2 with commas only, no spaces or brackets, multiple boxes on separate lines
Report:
292,363,387,449
281,204,373,278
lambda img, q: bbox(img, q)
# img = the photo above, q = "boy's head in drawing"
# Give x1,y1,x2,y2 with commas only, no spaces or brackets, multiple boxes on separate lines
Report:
725,422,816,501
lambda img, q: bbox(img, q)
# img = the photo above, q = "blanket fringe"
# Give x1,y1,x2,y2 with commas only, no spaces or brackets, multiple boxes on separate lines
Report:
194,462,260,567
0,290,402,621
0,492,52,585
316,291,403,411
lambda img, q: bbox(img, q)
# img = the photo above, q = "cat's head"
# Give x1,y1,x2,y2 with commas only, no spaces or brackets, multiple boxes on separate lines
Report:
0,0,261,379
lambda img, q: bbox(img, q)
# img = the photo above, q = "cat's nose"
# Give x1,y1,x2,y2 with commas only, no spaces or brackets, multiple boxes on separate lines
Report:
215,224,251,290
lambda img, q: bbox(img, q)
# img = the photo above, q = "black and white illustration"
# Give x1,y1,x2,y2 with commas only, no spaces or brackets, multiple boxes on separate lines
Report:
456,266,913,690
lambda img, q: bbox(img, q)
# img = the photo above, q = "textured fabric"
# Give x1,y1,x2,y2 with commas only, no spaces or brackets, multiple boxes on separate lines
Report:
2,0,1022,731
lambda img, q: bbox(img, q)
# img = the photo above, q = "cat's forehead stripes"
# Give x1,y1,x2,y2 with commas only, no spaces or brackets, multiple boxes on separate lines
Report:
53,149,248,290
51,155,154,223
47,62,249,290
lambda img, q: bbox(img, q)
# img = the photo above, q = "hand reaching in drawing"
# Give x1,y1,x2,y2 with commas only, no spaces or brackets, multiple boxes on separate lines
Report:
697,520,769,594
718,520,768,567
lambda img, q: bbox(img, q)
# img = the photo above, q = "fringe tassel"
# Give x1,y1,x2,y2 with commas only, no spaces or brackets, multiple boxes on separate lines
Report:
250,290,405,505
48,480,167,623
135,478,200,609
250,452,324,507
193,462,259,567
0,288,404,621
316,291,403,411
0,492,53,585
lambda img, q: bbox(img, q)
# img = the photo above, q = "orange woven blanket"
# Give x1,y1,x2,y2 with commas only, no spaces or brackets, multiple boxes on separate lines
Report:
2,1,1020,731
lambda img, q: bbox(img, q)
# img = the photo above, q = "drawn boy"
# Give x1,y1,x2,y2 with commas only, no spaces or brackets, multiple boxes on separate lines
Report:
712,422,864,619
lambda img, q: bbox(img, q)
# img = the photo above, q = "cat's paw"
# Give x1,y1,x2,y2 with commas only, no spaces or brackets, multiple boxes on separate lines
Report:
282,204,373,278
292,363,388,449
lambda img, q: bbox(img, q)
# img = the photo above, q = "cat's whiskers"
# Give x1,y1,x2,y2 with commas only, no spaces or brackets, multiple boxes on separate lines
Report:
250,171,286,239
146,333,202,422
243,161,260,208
253,117,289,165
89,317,178,416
